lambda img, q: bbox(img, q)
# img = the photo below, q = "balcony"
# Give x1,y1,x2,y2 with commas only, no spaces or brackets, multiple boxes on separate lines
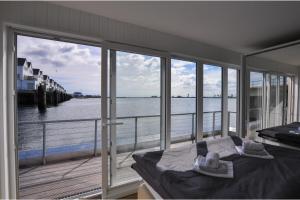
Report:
18,111,236,199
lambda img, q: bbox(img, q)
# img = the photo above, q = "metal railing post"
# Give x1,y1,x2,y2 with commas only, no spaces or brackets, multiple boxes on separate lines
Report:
228,112,231,133
94,119,98,156
42,123,46,165
134,117,138,150
192,113,195,142
212,112,216,137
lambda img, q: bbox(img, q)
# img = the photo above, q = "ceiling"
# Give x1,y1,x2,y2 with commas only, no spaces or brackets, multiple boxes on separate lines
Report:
55,1,300,66
255,44,300,66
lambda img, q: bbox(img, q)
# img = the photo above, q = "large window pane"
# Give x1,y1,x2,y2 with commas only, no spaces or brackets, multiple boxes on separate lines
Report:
110,51,161,185
286,76,293,123
249,72,263,134
171,59,196,144
268,74,278,127
17,35,102,198
228,68,237,134
203,64,222,136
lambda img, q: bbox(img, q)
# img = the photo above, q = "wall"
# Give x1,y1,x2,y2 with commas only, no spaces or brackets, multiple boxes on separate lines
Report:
247,55,299,75
0,2,243,65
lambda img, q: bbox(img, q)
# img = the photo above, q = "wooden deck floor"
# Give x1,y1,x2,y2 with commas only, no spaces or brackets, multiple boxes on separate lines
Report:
18,152,138,199
18,141,193,199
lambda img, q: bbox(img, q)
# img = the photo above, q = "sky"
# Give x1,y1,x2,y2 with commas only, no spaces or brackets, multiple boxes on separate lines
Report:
17,35,237,97
17,35,101,95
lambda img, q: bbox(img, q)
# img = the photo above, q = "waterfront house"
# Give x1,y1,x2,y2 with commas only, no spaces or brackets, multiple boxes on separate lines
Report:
54,81,58,91
42,75,50,91
32,68,43,86
49,79,55,91
17,58,38,91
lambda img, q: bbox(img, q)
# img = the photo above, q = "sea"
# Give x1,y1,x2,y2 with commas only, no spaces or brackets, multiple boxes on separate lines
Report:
17,97,236,160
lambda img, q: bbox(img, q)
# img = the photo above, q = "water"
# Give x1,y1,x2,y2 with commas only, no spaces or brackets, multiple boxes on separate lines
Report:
18,98,236,160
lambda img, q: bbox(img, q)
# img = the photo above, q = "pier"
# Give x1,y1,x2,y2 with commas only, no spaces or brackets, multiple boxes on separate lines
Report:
17,58,72,109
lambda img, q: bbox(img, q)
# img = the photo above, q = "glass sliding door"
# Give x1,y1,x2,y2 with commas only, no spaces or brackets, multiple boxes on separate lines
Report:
170,59,196,145
228,68,237,134
16,35,102,199
268,74,278,127
286,76,294,123
266,74,288,128
278,76,285,125
249,72,264,135
108,50,161,186
203,64,222,137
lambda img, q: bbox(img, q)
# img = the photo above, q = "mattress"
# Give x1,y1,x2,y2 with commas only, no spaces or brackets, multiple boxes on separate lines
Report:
131,136,300,199
257,122,300,146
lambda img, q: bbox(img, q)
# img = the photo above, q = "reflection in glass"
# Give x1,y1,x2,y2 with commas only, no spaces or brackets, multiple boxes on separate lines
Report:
249,72,263,134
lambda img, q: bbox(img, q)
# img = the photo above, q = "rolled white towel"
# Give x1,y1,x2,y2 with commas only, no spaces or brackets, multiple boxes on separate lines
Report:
242,141,264,152
205,152,220,169
193,155,233,178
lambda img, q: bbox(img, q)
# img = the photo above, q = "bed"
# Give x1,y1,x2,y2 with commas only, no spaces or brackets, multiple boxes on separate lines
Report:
131,136,300,199
257,122,300,147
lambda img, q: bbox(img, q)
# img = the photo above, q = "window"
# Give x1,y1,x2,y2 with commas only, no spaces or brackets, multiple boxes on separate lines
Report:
249,72,264,134
203,64,222,137
228,68,237,134
170,59,196,144
108,50,162,186
16,35,102,199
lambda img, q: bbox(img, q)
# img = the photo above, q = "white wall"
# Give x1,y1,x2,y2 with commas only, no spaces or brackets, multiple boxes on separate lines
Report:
247,55,300,74
0,2,243,65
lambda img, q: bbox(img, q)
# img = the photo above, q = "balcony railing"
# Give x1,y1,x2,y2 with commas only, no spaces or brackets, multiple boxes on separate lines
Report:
18,111,236,166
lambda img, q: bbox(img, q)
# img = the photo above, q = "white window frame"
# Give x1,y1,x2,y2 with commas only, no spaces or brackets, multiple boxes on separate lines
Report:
3,24,103,199
101,41,170,198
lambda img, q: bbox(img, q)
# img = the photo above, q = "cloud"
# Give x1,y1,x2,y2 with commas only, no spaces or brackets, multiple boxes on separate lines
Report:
17,35,101,95
203,65,222,97
25,49,48,57
17,35,237,98
116,52,161,97
171,59,196,97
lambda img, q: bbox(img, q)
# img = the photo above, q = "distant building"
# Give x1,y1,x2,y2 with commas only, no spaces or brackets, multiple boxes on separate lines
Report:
73,92,83,98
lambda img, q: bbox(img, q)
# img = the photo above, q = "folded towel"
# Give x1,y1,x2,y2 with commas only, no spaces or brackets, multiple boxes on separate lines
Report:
196,156,227,174
193,155,234,178
205,152,219,169
235,146,274,159
243,148,268,156
242,141,264,152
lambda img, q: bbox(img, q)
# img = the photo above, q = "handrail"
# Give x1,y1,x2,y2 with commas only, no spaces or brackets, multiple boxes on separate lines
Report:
18,111,237,165
18,111,234,125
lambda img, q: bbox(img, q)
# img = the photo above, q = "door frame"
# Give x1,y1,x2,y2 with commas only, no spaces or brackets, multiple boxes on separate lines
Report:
100,41,171,198
3,24,103,199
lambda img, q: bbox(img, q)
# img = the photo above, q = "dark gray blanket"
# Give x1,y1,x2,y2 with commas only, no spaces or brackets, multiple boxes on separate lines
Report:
131,136,300,199
257,122,300,146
